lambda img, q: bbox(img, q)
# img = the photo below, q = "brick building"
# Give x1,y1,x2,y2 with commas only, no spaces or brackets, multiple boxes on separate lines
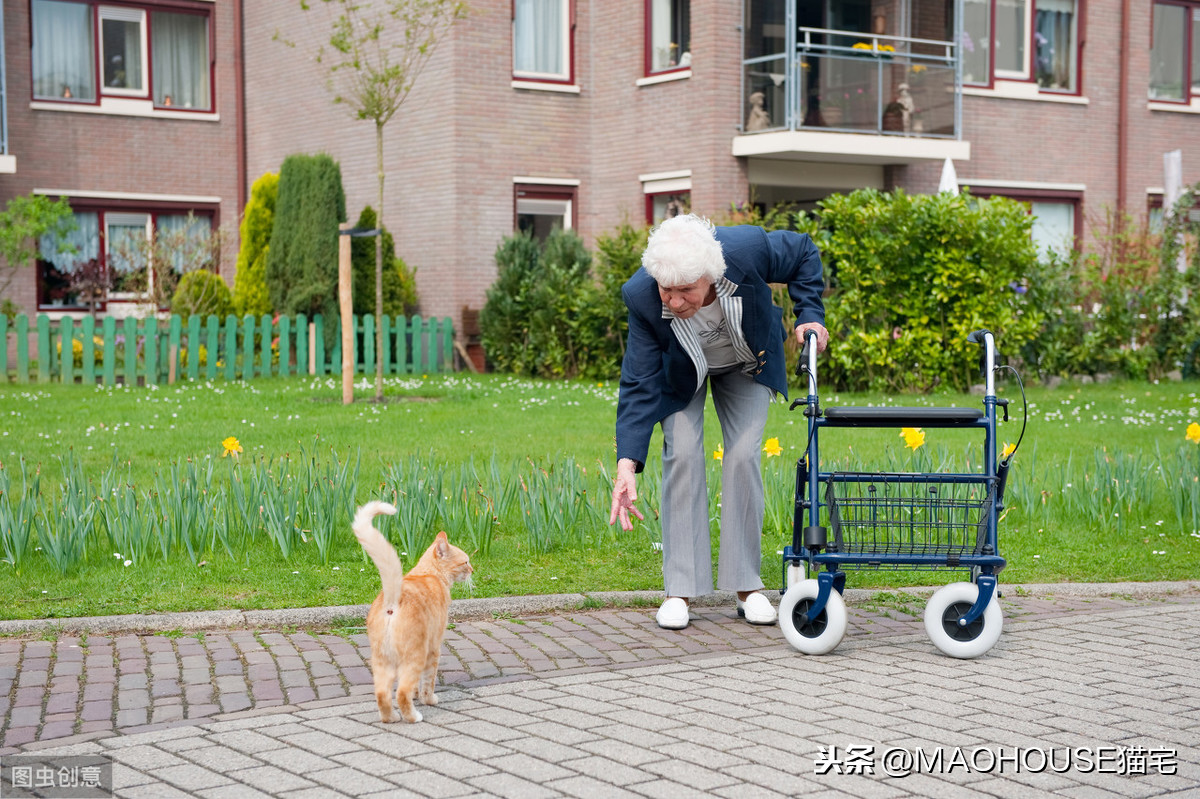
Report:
2,0,1198,331
0,0,242,319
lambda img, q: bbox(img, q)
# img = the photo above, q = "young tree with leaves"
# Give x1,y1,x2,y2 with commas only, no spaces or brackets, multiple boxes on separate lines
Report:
290,0,466,401
0,195,76,317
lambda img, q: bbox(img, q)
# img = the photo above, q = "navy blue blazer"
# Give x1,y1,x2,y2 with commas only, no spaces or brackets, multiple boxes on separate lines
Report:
615,225,825,471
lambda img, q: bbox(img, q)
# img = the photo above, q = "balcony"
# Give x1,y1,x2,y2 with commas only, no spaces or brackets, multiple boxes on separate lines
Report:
737,27,970,166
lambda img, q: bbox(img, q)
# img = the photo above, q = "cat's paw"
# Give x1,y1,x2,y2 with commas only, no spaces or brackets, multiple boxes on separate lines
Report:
422,693,439,706
402,709,423,723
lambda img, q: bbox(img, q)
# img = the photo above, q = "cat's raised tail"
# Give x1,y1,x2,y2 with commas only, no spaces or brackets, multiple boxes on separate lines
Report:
353,501,402,607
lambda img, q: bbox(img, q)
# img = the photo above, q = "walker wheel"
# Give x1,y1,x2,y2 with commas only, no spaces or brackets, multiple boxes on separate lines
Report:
923,582,1003,659
778,579,847,655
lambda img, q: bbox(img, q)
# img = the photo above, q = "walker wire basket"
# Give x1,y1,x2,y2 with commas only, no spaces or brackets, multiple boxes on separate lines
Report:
824,472,997,569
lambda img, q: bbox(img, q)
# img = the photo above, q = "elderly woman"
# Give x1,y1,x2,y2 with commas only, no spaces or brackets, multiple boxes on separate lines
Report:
609,214,829,630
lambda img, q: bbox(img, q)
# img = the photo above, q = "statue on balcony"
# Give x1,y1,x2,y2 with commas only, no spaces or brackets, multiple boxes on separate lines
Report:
894,83,915,133
746,91,771,132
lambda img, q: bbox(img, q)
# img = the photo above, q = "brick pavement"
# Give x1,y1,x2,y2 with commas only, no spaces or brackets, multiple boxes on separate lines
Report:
1,584,1198,797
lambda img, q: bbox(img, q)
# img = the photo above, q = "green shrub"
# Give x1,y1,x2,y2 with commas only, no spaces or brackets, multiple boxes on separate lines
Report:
171,270,233,326
592,221,650,366
265,154,346,339
1019,193,1200,381
350,206,418,317
480,229,615,379
233,172,278,318
814,188,1042,392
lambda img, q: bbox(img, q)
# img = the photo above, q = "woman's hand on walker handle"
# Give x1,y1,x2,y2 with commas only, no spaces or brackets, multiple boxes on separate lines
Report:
796,322,829,353
609,458,645,531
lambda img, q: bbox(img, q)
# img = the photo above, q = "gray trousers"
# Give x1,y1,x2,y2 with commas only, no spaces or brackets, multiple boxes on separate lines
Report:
660,370,771,598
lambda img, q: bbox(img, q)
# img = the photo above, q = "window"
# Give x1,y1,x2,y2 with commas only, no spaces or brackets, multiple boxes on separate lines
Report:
100,6,147,96
1034,0,1078,91
974,190,1080,260
38,205,215,310
646,192,690,225
514,183,575,242
1029,200,1076,259
513,0,572,83
647,0,690,75
1150,2,1200,102
962,0,1079,93
32,1,212,110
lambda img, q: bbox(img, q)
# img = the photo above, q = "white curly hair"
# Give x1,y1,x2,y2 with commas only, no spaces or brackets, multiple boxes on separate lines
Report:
641,213,726,287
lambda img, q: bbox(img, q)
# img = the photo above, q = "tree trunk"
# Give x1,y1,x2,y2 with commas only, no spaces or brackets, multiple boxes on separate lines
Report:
375,122,385,401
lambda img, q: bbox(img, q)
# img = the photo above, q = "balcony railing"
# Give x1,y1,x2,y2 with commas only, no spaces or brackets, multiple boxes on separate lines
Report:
742,28,959,139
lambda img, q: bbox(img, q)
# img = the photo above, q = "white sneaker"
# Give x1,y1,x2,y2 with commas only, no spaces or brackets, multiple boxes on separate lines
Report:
656,597,689,630
737,592,777,625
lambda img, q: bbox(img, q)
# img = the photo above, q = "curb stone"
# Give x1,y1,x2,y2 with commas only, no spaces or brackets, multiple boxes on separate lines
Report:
0,580,1196,636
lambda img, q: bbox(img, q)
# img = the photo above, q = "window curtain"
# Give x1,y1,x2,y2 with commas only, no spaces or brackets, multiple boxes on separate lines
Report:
156,214,212,273
152,11,210,109
1150,3,1186,100
39,212,99,272
31,0,95,100
651,0,673,71
513,0,564,77
106,214,150,276
1035,0,1075,91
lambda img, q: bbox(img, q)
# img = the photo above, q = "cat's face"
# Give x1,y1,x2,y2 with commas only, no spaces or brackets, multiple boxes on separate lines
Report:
432,532,474,586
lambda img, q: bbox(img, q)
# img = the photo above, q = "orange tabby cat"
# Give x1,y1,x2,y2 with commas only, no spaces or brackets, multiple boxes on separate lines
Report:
353,500,474,723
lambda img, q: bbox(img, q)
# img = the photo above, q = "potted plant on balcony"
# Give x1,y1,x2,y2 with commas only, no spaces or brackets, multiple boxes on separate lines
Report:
852,41,895,60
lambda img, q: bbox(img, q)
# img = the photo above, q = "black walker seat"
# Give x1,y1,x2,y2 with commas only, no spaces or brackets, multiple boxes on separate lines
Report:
822,406,984,428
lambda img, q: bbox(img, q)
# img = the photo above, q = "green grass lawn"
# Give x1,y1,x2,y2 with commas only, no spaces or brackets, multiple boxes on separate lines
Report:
1,373,1198,621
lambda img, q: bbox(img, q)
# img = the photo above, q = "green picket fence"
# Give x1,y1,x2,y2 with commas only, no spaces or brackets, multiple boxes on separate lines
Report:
0,313,455,386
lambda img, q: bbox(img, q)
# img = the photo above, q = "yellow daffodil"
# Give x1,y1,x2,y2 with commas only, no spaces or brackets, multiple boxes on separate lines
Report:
763,437,783,457
900,427,925,451
1001,442,1017,458
713,444,724,462
1187,422,1200,444
222,436,243,458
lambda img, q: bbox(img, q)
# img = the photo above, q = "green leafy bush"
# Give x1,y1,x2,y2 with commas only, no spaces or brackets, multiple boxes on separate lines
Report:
171,270,233,326
592,221,650,366
265,154,346,337
350,206,418,317
814,189,1042,392
480,229,616,378
233,172,278,318
1020,193,1200,381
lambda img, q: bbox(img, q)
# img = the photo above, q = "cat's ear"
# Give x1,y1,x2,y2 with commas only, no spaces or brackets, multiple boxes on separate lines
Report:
435,531,449,558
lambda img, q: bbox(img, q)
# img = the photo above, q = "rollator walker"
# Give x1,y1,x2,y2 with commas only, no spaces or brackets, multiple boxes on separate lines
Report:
780,329,1020,658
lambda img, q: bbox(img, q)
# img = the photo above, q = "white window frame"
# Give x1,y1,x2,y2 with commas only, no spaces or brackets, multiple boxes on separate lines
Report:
993,0,1032,81
99,5,149,98
105,212,153,299
512,0,572,84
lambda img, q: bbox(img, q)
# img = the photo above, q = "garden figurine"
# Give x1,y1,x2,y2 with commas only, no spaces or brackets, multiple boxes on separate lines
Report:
608,213,829,630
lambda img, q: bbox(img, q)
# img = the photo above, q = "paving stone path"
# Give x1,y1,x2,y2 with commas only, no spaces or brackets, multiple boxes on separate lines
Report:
1,584,1198,797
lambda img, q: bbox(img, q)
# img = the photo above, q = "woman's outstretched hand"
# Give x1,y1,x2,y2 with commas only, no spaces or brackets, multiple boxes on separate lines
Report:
609,458,645,531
